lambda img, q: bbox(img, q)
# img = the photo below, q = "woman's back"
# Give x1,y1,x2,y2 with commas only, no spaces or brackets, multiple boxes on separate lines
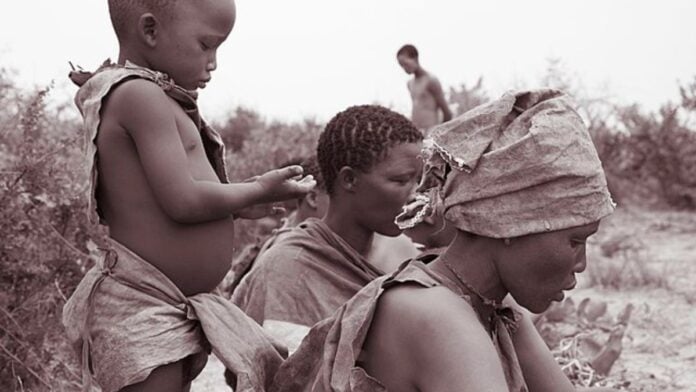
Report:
270,261,526,392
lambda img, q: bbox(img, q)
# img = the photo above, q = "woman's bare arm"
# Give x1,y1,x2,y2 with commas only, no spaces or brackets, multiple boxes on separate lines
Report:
505,297,575,392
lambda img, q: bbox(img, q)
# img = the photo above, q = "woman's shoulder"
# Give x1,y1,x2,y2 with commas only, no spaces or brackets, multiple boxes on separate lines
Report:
378,280,481,330
363,273,507,390
377,263,495,343
246,235,313,281
254,224,319,261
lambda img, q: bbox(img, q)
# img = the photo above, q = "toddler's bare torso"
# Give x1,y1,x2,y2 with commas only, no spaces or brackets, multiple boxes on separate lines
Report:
98,91,235,295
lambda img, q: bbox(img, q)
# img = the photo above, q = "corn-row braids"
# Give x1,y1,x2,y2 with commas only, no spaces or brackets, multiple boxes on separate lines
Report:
317,105,422,193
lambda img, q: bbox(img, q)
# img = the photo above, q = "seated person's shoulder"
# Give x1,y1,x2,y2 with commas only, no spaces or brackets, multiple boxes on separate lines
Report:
366,283,507,389
376,283,482,339
258,234,305,258
251,238,308,273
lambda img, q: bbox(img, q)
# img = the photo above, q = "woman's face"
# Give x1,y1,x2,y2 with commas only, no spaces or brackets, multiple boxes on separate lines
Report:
497,221,600,313
353,142,423,237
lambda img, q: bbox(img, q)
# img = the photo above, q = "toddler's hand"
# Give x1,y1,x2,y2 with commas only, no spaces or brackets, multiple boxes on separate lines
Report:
255,165,316,203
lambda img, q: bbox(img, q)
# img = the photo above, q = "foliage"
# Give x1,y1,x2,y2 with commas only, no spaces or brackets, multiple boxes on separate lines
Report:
447,76,489,115
592,100,696,209
536,297,634,389
214,106,265,152
0,70,96,390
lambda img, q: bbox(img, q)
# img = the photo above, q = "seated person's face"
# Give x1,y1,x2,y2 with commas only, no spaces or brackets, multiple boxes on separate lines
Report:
352,142,423,237
151,0,236,90
496,221,601,313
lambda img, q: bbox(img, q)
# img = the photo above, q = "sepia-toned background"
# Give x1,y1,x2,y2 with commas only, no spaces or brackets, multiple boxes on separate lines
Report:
1,1,695,390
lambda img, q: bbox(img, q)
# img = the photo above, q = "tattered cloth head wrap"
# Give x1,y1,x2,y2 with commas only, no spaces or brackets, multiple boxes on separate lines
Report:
396,89,615,238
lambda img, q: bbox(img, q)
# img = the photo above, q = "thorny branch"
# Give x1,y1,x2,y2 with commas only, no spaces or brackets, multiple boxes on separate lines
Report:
0,341,52,389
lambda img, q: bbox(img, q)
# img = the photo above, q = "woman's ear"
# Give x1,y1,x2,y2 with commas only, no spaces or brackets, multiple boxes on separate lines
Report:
305,189,319,209
138,13,159,47
336,166,358,193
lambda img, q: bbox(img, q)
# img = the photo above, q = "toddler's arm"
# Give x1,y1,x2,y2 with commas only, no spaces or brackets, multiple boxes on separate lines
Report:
107,79,314,223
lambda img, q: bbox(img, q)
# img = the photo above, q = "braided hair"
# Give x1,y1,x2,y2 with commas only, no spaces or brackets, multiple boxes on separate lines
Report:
317,105,423,194
300,155,326,192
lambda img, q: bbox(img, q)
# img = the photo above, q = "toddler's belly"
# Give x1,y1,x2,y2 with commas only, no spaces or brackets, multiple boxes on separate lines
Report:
110,216,237,295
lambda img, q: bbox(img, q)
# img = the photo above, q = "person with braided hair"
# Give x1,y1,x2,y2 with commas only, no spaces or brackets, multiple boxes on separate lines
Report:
232,105,423,351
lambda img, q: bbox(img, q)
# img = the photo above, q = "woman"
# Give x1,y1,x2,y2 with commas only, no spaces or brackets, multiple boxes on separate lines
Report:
270,89,616,391
232,105,423,344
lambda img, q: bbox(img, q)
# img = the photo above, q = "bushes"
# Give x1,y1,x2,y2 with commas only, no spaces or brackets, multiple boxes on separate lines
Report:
590,98,696,209
0,74,97,390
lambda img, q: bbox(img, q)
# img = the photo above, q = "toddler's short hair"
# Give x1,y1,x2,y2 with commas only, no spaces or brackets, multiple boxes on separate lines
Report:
108,0,178,42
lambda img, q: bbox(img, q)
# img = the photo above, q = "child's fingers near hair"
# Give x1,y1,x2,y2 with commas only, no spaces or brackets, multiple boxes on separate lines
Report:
295,175,316,190
276,165,304,180
282,176,315,198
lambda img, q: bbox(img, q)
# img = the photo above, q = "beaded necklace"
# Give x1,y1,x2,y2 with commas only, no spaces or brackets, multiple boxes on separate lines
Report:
437,258,518,334
441,259,502,309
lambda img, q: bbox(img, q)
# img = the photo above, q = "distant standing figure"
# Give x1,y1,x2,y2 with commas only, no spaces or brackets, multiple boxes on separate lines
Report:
397,44,452,133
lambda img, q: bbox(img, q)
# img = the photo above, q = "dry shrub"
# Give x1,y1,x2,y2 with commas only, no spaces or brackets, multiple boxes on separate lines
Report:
448,77,489,115
588,93,696,210
0,74,99,390
585,234,668,289
536,297,634,389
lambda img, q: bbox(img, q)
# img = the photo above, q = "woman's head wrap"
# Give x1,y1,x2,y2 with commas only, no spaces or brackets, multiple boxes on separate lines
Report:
396,89,615,238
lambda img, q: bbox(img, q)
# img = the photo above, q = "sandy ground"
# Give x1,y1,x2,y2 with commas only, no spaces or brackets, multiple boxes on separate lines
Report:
191,355,228,392
574,207,696,391
192,207,696,391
